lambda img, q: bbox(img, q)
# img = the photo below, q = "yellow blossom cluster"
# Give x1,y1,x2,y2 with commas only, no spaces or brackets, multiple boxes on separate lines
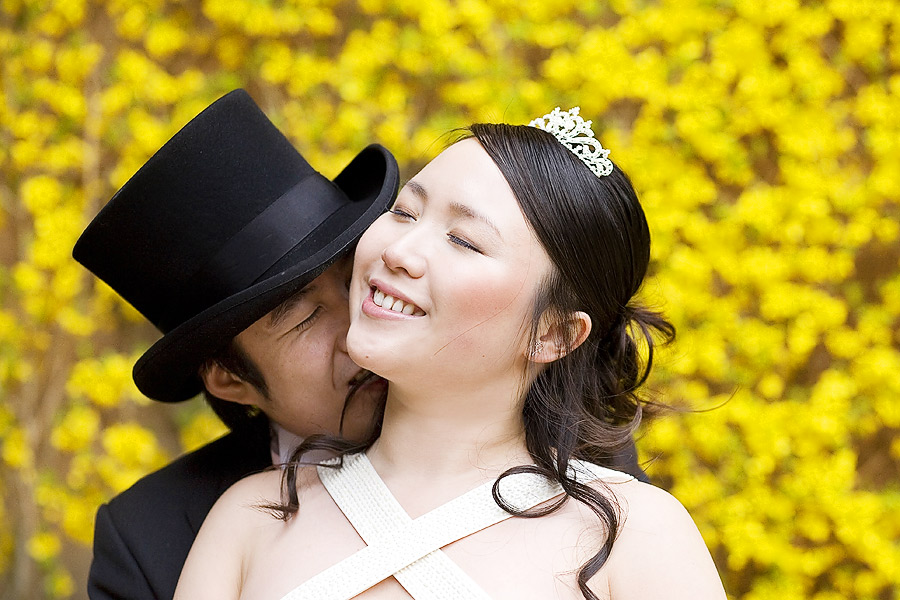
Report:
2,0,898,598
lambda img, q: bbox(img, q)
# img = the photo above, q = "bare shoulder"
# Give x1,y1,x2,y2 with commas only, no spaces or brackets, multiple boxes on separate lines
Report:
217,468,284,511
602,477,699,534
210,464,321,525
188,470,274,535
189,468,287,555
174,466,320,600
597,479,726,599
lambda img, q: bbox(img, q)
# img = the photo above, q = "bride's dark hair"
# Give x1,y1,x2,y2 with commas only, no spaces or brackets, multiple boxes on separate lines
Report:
268,122,675,600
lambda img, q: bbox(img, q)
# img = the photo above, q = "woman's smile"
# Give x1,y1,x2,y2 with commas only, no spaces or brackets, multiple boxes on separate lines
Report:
362,281,427,320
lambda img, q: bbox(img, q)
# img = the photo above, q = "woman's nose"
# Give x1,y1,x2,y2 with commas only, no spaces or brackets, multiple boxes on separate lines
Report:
381,233,426,278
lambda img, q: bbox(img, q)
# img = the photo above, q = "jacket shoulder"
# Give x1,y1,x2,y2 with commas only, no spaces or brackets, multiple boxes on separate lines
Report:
106,425,271,516
88,425,271,600
109,424,271,515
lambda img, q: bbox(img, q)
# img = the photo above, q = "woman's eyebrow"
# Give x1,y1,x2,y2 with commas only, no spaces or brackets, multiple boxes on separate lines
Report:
406,179,428,200
407,179,502,240
449,201,502,240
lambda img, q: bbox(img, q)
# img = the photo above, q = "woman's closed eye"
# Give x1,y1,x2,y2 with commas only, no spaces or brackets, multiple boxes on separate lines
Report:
388,204,483,253
448,233,483,254
389,207,416,220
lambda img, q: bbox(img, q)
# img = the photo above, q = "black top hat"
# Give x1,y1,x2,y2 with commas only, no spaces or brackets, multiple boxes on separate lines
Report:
74,90,399,402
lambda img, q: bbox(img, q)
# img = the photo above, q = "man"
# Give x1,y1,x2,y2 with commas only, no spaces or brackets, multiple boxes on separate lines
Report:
73,90,399,600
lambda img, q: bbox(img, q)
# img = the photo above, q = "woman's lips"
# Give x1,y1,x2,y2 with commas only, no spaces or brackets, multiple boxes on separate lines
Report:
362,286,426,320
371,287,425,316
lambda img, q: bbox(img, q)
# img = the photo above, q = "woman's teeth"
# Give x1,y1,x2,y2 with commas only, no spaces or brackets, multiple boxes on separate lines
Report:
373,289,425,316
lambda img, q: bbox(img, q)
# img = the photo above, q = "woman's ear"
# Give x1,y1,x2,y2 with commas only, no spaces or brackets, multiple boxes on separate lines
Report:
199,363,260,407
527,311,592,364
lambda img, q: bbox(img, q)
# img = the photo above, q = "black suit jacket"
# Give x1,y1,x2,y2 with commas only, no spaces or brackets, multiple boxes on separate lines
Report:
87,422,271,600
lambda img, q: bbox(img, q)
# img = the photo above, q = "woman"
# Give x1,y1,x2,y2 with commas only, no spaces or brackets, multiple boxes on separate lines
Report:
175,108,727,599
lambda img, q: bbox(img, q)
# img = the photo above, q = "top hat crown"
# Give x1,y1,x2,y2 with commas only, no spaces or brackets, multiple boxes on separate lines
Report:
74,90,399,402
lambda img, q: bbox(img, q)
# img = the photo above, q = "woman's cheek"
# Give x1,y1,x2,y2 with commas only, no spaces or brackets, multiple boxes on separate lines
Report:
446,269,533,333
354,219,388,265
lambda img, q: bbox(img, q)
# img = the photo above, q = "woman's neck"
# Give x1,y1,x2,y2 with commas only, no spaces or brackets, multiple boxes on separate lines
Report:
366,378,531,489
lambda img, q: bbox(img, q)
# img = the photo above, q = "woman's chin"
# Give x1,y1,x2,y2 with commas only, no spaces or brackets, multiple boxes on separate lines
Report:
347,339,394,377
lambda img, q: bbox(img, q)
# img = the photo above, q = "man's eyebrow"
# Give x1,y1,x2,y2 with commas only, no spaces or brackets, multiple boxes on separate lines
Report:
268,285,314,330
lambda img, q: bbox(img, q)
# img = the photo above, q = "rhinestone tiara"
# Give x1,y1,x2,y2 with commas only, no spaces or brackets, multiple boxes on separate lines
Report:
527,107,613,177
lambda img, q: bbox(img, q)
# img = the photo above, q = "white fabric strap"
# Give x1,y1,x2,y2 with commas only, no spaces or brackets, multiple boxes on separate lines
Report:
318,454,493,600
279,453,632,600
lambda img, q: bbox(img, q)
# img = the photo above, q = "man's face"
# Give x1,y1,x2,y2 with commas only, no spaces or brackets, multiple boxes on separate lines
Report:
232,256,380,440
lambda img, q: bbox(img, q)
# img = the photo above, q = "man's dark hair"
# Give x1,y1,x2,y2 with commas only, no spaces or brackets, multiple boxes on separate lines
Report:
201,337,269,431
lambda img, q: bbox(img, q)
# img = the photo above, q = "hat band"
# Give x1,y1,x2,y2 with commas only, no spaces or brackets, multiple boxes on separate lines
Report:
158,172,349,332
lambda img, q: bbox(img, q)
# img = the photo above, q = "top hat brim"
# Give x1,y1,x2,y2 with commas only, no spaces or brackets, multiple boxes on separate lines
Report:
132,144,399,402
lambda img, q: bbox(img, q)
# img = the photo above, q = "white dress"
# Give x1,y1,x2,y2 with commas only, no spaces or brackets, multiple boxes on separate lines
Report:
278,452,633,600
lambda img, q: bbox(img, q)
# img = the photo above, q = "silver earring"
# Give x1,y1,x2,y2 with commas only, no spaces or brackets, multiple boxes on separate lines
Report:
529,340,544,357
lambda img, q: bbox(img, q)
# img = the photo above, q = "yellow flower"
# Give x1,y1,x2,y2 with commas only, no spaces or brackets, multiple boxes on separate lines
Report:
61,496,96,545
102,423,168,470
56,306,95,336
51,405,100,453
757,373,785,399
179,410,228,453
214,35,248,70
145,17,188,58
306,7,337,35
55,43,103,84
51,262,86,305
66,354,144,407
31,205,84,270
260,42,293,84
48,568,75,599
27,532,61,564
20,175,62,214
101,83,134,117
115,4,147,40
843,19,885,63
2,426,32,469
22,38,54,72
65,453,94,489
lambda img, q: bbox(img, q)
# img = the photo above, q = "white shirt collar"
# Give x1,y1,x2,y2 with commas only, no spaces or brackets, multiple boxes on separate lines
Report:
269,422,304,465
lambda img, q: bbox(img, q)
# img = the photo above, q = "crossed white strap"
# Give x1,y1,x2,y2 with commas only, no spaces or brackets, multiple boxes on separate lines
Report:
279,453,632,600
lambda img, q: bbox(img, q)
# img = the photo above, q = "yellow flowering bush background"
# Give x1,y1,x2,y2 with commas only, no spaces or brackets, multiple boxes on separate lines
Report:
2,0,898,598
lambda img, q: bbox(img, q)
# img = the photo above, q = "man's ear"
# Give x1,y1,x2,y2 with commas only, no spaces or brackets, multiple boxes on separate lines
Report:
199,363,259,406
527,311,592,364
